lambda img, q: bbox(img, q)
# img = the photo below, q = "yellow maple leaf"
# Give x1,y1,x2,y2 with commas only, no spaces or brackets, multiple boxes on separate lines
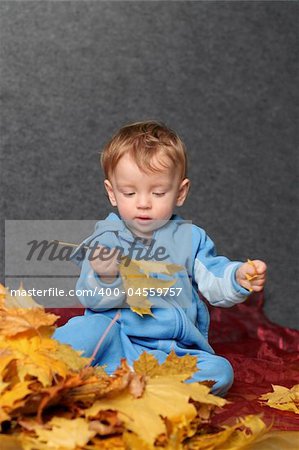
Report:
0,349,16,382
0,434,23,450
184,415,268,449
129,298,155,317
133,352,160,376
156,351,198,379
0,335,87,387
0,284,59,338
0,407,10,424
83,436,125,450
20,417,96,449
259,384,299,414
131,305,155,317
85,374,226,446
243,430,299,450
134,351,198,380
0,381,33,409
119,258,183,316
0,307,58,338
0,381,9,396
88,435,125,449
190,416,299,450
132,259,184,277
1,283,42,309
122,431,153,450
52,341,91,372
20,437,50,450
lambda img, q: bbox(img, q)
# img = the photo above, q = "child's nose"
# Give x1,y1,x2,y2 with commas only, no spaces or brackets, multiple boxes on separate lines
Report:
136,194,151,209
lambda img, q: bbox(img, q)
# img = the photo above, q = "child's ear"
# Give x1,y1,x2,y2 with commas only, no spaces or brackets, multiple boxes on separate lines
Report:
104,180,117,206
176,178,190,206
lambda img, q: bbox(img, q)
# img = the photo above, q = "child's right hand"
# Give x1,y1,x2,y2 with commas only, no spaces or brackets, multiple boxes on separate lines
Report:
89,246,120,283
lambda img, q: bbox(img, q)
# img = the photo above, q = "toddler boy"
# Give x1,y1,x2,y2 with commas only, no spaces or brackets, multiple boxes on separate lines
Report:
54,121,267,396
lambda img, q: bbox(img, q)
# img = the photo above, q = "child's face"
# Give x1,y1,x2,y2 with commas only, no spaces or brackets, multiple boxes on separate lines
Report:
104,153,190,238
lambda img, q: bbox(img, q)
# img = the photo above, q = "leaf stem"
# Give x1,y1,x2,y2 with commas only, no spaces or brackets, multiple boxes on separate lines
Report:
87,309,121,367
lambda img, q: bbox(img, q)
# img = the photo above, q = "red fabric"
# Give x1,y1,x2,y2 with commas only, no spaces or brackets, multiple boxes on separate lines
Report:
47,292,299,430
208,292,299,431
48,307,85,327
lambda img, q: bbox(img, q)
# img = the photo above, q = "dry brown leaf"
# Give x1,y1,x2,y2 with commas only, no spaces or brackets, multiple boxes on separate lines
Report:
103,359,146,399
16,367,110,421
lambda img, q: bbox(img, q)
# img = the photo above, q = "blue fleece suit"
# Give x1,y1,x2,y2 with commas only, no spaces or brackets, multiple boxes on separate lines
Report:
54,213,249,396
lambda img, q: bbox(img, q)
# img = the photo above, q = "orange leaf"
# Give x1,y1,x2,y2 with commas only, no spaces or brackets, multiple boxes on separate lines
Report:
0,307,58,338
0,284,59,338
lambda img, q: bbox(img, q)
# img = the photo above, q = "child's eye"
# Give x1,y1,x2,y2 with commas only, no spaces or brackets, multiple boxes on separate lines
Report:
123,192,135,197
153,192,166,197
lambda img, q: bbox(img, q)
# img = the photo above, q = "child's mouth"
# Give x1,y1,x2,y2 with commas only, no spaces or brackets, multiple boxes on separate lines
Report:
135,216,152,222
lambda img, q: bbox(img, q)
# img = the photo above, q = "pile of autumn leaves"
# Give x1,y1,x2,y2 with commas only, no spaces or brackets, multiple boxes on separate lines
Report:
0,285,298,450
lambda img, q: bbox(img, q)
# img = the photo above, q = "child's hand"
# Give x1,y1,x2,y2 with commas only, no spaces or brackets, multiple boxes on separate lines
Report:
89,246,120,284
236,259,267,292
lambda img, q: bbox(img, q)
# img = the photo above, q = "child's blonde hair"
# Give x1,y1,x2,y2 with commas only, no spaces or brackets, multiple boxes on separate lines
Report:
101,121,188,180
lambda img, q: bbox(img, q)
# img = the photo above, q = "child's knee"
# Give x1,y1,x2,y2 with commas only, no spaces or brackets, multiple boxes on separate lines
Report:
53,314,119,357
187,352,234,397
212,355,234,396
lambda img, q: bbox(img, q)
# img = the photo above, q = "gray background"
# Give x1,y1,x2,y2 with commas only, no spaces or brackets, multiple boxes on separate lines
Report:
1,1,298,328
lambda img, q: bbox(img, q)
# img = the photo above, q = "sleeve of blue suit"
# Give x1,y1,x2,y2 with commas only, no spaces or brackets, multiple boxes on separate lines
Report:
192,226,250,307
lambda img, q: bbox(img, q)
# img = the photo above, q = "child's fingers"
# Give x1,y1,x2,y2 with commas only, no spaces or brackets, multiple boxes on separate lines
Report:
250,259,267,275
90,245,118,260
245,272,258,281
245,261,258,280
251,277,266,286
251,284,264,292
248,270,266,282
244,260,267,292
245,278,265,292
89,246,120,274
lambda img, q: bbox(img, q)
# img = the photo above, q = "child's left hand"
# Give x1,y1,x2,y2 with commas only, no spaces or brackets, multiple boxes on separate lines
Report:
236,259,267,292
